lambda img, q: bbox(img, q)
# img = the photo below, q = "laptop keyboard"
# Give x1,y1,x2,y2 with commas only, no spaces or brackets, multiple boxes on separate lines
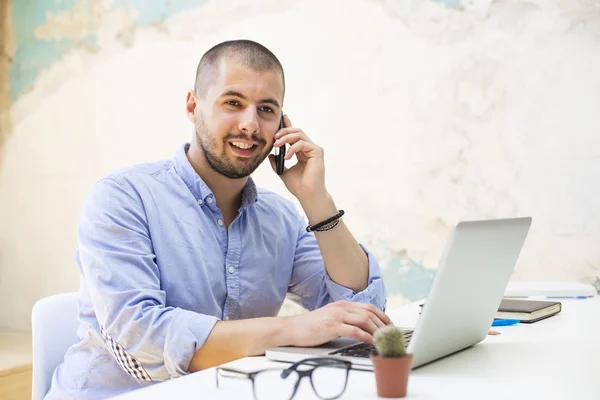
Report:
329,330,413,358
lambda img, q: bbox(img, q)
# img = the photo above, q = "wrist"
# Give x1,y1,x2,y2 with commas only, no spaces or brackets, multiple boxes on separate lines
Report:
276,315,300,347
299,192,338,225
248,316,293,355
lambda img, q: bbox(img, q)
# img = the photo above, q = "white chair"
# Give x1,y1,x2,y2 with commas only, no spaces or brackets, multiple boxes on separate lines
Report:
31,292,79,400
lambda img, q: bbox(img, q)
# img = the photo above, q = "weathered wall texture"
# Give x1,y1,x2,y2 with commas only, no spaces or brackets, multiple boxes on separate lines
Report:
1,0,599,331
0,0,12,150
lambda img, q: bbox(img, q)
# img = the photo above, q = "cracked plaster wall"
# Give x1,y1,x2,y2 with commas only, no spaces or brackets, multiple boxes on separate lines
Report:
1,0,599,331
0,0,12,150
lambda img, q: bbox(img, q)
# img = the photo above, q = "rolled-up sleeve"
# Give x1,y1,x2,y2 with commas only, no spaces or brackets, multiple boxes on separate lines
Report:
77,177,218,381
287,213,387,312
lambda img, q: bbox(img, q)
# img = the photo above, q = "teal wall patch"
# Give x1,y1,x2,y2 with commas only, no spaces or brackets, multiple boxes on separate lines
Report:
10,0,205,102
382,255,436,302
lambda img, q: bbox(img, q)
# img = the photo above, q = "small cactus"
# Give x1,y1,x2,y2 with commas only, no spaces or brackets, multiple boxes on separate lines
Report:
373,326,406,358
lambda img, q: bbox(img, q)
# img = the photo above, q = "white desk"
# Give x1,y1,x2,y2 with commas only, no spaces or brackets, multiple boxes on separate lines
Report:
110,297,600,400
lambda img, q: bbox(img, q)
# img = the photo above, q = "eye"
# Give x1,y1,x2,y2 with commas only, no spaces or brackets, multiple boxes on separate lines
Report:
226,100,241,107
259,106,274,113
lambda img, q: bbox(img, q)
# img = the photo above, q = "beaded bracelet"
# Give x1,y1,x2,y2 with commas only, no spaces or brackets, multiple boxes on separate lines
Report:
306,210,345,232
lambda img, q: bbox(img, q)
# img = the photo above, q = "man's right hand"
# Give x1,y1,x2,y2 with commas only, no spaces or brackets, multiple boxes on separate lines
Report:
287,300,392,347
189,300,391,372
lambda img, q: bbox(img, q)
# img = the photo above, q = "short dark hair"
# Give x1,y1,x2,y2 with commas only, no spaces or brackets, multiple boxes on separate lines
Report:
194,39,285,98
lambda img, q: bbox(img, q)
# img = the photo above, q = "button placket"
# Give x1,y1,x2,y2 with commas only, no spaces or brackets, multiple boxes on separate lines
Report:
222,220,241,319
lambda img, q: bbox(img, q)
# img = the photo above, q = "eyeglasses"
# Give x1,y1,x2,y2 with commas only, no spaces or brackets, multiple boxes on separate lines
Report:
216,357,352,400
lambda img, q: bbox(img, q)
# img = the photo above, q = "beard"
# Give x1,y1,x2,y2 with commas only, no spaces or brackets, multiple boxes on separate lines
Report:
194,113,272,179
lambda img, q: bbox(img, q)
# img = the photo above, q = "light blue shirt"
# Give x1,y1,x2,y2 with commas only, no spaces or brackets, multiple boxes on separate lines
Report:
45,143,387,400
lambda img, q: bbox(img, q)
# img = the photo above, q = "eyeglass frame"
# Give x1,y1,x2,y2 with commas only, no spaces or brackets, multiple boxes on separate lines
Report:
215,357,352,400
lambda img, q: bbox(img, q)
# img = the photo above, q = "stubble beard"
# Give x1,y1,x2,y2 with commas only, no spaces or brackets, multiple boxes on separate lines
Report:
194,114,271,179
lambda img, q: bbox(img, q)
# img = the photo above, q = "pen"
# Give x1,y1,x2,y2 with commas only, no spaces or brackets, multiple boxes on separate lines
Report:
491,319,520,327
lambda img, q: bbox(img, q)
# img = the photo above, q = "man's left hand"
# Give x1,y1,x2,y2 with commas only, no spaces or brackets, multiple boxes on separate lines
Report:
268,114,327,203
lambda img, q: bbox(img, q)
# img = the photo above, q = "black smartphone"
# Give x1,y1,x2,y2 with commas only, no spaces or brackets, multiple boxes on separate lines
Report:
276,114,286,175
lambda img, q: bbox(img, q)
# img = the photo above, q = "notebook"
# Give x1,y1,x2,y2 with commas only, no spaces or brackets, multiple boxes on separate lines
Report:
419,298,562,323
496,298,562,323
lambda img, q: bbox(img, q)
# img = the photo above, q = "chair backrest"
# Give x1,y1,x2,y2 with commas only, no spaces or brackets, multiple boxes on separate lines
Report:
31,292,79,400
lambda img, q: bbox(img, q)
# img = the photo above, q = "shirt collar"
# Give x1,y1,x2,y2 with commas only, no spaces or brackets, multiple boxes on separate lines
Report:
173,143,258,209
240,178,258,209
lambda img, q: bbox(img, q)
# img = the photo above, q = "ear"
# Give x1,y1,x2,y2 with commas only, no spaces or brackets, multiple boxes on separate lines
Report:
185,90,198,123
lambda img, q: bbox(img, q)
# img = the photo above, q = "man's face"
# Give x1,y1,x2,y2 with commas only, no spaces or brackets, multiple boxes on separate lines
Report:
191,58,284,179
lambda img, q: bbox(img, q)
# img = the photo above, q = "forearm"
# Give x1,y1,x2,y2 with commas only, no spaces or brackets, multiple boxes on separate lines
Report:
188,316,291,372
300,193,369,292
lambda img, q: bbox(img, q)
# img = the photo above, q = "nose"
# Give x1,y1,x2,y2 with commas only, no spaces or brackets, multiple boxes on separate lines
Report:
238,107,260,135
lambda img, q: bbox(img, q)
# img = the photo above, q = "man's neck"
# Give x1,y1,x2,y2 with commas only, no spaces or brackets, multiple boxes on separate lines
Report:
186,144,246,220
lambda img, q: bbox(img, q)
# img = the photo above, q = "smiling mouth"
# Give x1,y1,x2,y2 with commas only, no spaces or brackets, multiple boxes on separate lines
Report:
229,141,259,157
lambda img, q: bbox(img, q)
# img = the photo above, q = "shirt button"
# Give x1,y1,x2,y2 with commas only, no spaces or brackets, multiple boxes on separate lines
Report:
197,199,203,205
224,316,230,321
217,219,224,226
206,197,213,204
227,266,235,274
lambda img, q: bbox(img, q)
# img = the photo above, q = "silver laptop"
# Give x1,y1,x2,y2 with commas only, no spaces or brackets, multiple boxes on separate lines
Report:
266,217,532,370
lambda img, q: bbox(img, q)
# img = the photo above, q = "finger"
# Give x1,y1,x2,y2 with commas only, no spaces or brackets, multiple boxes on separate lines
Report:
337,324,373,344
273,131,311,148
373,308,393,326
343,313,379,336
346,307,387,330
368,311,387,329
285,140,323,161
343,301,392,327
343,301,392,326
373,316,388,329
274,127,303,140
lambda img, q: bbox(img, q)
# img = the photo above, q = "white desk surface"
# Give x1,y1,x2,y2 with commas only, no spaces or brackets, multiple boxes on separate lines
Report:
110,297,600,400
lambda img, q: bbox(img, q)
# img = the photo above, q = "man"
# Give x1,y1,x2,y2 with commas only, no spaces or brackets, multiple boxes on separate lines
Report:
45,39,389,399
